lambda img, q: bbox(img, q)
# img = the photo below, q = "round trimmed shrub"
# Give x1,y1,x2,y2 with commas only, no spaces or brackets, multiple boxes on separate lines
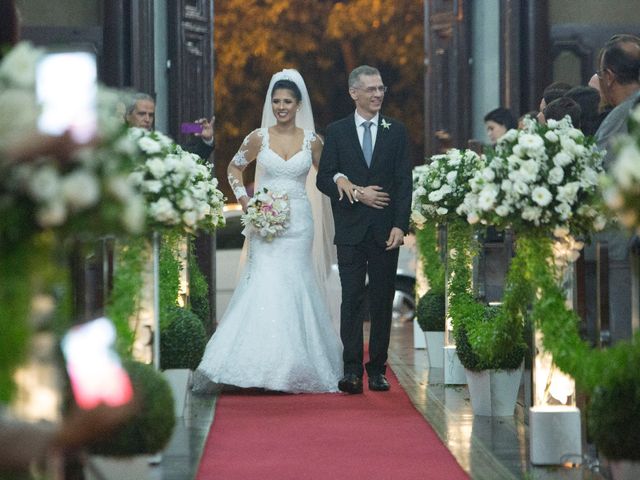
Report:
160,306,207,370
416,292,445,332
89,360,175,456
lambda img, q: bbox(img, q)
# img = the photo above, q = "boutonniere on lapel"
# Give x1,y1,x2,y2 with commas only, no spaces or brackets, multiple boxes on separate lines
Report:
380,119,392,130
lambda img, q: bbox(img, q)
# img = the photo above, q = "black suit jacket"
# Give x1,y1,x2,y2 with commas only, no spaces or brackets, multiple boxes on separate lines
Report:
184,138,215,161
316,114,412,246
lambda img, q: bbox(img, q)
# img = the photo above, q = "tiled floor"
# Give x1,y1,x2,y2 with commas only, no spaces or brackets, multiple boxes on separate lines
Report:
158,320,610,480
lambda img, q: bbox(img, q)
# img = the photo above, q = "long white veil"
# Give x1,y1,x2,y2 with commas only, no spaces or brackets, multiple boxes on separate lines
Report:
240,69,341,330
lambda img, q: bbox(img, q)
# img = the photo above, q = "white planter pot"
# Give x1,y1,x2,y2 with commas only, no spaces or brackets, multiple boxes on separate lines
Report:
610,460,640,480
413,319,426,349
465,364,523,416
424,331,444,368
443,346,467,385
162,368,192,418
530,406,582,465
85,455,153,480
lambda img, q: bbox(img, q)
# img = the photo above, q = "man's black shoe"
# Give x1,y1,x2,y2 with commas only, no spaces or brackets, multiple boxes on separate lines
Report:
338,373,363,394
368,373,390,391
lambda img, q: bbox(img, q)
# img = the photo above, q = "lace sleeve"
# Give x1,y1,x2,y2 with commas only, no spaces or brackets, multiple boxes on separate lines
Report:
227,130,262,200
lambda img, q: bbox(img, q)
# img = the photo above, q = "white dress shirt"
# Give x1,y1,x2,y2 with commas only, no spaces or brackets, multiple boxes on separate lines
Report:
333,111,380,183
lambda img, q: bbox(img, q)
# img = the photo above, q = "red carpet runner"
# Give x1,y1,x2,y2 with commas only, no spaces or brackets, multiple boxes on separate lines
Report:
196,369,469,480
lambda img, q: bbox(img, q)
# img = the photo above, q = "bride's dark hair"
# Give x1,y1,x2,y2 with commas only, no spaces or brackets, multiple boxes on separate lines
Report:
272,79,302,103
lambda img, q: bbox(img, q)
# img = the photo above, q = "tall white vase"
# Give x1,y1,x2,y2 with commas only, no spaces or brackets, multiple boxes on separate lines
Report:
465,364,523,416
425,331,444,368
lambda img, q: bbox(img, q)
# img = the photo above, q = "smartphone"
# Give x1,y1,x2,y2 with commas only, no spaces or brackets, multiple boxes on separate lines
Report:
36,50,98,144
181,122,203,134
61,317,133,409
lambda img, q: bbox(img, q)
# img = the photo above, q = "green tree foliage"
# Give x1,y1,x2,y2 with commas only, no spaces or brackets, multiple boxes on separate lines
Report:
214,0,424,195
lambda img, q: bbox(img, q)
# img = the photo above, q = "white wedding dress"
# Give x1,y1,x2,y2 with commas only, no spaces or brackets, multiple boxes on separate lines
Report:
194,128,343,393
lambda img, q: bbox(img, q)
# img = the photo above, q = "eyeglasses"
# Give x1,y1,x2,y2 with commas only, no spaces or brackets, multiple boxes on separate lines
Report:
356,86,388,94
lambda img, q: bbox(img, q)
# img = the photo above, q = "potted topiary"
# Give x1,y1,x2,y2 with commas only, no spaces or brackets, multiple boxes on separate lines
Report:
447,221,527,416
160,306,207,418
85,360,175,480
416,291,445,368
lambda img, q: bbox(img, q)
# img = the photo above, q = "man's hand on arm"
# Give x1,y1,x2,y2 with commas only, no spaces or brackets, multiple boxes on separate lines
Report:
385,227,405,251
356,186,390,209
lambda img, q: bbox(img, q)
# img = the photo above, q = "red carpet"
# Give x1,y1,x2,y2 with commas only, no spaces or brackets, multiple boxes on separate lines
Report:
196,369,469,480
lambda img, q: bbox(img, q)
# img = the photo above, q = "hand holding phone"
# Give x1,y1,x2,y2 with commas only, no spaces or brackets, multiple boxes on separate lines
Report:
61,317,133,409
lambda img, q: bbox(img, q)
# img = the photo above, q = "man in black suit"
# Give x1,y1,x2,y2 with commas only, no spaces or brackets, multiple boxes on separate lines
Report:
316,65,412,394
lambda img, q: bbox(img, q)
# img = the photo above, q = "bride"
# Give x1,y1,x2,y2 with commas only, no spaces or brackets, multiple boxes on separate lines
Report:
194,69,343,393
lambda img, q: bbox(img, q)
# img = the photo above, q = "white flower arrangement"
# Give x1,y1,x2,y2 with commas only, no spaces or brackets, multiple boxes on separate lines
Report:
411,148,485,228
0,42,148,239
603,104,640,230
128,128,225,233
457,116,606,236
240,188,290,241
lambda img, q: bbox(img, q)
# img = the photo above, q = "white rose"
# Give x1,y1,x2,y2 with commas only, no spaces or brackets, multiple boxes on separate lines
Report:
146,158,166,179
138,136,162,154
546,119,558,129
28,165,61,202
150,198,179,224
467,212,480,224
182,210,198,227
557,182,580,204
428,190,444,202
143,180,163,193
481,168,495,182
436,207,448,216
522,206,542,223
108,176,136,202
478,185,498,211
593,215,607,231
495,205,510,217
518,133,544,152
61,170,100,210
178,195,195,211
545,131,559,143
128,171,145,186
513,181,530,195
36,200,67,227
554,202,572,220
548,166,564,184
446,170,458,184
532,186,552,207
553,152,572,167
414,186,426,196
0,42,43,88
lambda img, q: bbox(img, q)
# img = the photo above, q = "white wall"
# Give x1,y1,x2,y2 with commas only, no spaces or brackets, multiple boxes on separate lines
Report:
471,0,501,144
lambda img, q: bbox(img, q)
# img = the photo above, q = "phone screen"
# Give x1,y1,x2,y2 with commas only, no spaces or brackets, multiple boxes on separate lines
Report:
61,317,133,409
181,122,203,134
36,50,97,143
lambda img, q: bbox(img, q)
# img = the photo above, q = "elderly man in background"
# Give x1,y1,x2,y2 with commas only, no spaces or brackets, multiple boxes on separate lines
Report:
124,92,216,161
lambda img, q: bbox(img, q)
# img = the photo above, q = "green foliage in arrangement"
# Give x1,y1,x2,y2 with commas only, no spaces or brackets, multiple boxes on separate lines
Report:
509,232,640,458
188,239,210,327
159,232,182,330
415,224,445,295
105,237,147,358
447,221,527,371
416,292,445,332
0,241,34,402
160,306,207,370
89,360,175,457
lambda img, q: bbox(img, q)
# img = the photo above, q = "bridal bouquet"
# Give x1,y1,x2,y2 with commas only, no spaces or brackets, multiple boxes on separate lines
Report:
603,104,640,230
241,188,290,241
457,116,606,236
127,128,225,233
0,42,147,241
411,148,484,228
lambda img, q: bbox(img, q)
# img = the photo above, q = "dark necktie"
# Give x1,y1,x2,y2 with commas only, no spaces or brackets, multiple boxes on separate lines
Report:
362,121,373,166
